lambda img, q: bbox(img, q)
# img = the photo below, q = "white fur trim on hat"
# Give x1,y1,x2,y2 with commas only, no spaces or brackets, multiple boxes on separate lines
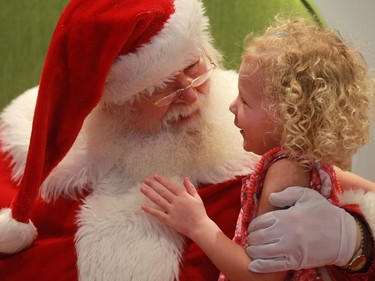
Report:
0,208,37,254
104,0,211,104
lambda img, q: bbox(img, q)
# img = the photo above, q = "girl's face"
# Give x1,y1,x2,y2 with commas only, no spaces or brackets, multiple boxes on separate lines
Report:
229,60,280,155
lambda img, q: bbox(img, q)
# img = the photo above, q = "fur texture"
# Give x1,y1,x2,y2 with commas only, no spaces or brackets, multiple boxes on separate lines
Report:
0,87,36,183
339,189,375,235
0,208,37,254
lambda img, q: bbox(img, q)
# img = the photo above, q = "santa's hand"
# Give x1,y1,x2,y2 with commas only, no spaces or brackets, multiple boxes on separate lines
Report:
246,186,357,272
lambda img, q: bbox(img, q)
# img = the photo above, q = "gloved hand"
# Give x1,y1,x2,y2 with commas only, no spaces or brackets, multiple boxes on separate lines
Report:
246,186,358,273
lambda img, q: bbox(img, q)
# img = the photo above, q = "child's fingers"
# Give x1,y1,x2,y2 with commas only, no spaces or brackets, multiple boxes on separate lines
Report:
140,184,170,211
141,204,168,223
144,177,175,202
183,177,198,196
153,174,183,195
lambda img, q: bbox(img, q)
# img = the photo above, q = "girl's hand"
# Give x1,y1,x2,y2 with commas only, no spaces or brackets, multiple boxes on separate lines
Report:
140,174,209,238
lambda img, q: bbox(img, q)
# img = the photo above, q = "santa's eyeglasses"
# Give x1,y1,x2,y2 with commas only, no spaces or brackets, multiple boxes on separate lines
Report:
141,50,216,107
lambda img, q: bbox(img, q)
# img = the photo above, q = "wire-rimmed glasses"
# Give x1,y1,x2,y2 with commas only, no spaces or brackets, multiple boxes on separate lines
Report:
141,50,216,107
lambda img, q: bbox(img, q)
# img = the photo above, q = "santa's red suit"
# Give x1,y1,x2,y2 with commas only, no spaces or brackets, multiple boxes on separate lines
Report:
0,0,374,280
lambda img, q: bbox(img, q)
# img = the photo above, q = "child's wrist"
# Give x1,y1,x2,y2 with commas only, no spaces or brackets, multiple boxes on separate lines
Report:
188,218,219,244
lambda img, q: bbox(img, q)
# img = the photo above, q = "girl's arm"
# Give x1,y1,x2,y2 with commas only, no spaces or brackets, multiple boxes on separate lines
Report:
257,158,310,215
334,167,375,192
141,174,290,281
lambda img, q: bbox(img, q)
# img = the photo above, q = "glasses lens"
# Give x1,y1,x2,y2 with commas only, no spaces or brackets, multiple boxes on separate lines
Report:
154,63,216,107
154,90,182,107
191,67,215,88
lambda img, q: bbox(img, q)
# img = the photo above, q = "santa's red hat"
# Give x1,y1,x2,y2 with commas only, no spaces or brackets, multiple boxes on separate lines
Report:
0,0,214,254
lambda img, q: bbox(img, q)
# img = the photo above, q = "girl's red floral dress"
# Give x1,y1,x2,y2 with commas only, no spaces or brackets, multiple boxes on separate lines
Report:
219,147,342,281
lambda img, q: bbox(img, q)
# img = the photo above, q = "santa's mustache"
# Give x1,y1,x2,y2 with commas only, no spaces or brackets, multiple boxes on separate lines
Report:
161,94,206,127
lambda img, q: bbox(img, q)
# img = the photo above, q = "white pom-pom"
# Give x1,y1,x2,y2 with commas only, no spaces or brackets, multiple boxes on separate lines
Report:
0,208,37,254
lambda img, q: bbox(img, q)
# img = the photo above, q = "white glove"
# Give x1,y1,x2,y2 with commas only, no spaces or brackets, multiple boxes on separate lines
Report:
246,186,357,273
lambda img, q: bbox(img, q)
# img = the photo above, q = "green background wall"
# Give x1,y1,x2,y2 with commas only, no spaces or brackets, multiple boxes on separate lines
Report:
203,0,322,70
0,0,321,110
0,0,68,109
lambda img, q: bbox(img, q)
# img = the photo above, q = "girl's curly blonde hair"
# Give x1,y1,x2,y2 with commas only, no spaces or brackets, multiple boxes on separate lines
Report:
243,17,374,170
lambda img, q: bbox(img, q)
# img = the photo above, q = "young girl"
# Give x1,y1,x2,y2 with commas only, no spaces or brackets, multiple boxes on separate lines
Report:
140,18,374,281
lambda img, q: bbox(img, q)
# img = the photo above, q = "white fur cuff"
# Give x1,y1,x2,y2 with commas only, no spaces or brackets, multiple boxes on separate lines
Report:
0,208,37,254
339,189,375,236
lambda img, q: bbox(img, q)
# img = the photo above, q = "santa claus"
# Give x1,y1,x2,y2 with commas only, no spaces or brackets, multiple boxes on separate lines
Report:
0,0,374,280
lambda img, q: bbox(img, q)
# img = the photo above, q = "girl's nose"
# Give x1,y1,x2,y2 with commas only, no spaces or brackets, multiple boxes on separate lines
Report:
229,98,237,114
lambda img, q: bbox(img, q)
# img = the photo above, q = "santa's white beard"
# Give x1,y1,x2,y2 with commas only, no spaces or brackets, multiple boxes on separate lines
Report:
109,127,206,183
87,94,220,186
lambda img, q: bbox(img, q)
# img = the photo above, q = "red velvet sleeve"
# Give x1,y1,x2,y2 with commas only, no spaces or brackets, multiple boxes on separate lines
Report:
178,176,243,281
